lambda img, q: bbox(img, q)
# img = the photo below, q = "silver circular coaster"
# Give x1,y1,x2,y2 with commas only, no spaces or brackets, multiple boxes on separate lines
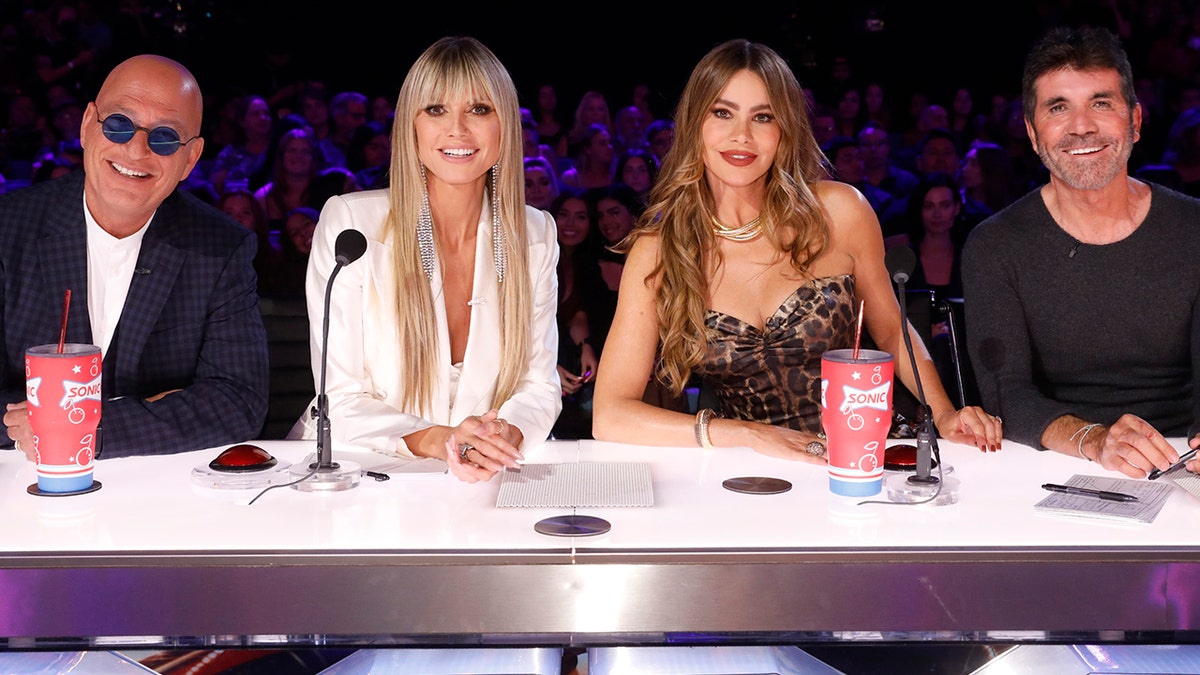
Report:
534,515,612,537
722,476,792,495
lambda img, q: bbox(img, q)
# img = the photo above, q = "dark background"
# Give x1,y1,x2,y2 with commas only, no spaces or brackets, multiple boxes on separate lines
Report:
143,1,1070,121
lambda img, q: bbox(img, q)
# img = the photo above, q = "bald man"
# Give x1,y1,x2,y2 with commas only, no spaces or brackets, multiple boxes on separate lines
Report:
0,54,269,459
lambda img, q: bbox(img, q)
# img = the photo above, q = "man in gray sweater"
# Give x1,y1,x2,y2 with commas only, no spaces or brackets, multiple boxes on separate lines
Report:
962,26,1199,478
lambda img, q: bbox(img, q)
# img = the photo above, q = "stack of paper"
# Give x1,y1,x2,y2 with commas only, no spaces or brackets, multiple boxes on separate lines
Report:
1034,474,1175,524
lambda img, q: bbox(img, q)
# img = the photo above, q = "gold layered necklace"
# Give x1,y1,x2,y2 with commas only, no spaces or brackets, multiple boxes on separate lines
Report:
711,214,764,242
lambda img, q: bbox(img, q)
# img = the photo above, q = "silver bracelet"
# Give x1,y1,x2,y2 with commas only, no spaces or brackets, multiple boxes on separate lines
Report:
1069,422,1101,461
695,408,716,448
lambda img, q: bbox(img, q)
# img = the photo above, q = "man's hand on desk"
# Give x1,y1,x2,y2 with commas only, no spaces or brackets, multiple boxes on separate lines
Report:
1187,434,1200,474
1083,414,1180,478
3,401,33,461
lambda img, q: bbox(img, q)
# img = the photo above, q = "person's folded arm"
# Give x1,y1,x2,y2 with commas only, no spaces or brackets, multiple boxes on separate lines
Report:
98,231,270,458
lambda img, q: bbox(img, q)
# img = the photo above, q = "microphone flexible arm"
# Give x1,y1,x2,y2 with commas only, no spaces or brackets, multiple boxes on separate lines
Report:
313,261,346,470
895,278,940,487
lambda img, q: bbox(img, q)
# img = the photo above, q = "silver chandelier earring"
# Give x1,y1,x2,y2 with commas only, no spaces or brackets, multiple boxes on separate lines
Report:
491,163,507,284
417,164,436,282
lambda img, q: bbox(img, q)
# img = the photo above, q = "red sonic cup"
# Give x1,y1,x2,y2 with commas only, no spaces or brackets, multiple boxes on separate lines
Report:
26,344,102,493
820,348,893,497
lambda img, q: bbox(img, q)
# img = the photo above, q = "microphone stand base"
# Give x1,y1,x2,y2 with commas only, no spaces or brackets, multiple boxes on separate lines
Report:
289,457,362,492
885,471,960,506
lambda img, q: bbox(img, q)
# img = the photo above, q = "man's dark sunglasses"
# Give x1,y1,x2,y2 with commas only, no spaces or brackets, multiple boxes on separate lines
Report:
97,113,200,156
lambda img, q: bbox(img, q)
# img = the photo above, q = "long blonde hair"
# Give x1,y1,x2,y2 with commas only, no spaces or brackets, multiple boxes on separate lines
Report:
386,36,531,415
628,39,831,395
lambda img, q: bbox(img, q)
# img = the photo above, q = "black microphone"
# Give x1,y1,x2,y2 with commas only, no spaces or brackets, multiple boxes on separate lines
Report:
303,228,368,489
335,228,368,266
885,245,939,486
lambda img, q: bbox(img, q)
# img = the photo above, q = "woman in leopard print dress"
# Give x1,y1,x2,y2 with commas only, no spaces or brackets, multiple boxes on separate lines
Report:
592,40,1002,461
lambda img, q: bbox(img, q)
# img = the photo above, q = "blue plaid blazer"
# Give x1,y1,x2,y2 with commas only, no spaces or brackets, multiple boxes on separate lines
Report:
0,171,269,458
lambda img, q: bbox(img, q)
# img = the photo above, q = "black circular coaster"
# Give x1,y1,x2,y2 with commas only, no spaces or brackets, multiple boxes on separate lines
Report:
722,476,792,495
534,515,611,537
27,480,102,497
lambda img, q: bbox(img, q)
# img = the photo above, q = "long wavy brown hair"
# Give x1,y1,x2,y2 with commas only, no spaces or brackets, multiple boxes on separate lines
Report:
623,39,831,395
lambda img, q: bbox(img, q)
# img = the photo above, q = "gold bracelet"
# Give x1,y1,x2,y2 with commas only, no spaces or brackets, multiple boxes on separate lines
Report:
695,408,716,448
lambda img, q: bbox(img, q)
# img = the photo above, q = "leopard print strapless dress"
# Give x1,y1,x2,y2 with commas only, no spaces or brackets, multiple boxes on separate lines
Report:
695,274,858,434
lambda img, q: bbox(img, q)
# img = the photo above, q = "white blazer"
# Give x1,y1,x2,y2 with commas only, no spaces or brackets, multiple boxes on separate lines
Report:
289,189,562,456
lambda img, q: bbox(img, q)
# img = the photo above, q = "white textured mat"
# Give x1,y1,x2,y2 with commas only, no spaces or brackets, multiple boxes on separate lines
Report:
1167,471,1200,502
496,462,654,508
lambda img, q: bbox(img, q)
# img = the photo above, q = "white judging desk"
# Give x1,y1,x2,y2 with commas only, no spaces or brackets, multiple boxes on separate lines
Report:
1,437,1198,651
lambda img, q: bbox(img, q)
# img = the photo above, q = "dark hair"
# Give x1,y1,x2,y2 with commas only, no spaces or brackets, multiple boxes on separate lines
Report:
1021,26,1136,123
549,186,602,274
263,128,318,214
965,141,1018,211
645,118,675,154
590,182,646,219
821,135,862,180
345,120,389,173
550,185,591,221
905,172,967,246
613,147,660,193
573,122,610,161
646,118,674,138
918,127,959,154
231,94,271,144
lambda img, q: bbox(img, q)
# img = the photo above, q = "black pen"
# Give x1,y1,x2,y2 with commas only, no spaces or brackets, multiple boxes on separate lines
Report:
1042,483,1138,503
1148,448,1199,480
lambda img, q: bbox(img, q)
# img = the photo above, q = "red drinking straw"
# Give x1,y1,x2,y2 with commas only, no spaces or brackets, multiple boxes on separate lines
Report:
57,289,71,354
852,299,865,360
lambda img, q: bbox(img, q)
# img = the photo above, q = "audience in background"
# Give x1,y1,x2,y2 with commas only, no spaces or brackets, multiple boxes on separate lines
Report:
345,119,391,190
551,188,604,440
565,90,611,159
218,187,281,291
559,122,614,189
613,147,658,202
531,83,567,160
645,117,676,164
318,90,367,169
524,155,559,212
209,94,273,194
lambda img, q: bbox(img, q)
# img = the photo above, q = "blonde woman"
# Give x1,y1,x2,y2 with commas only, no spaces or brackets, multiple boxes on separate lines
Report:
592,39,1001,461
291,36,561,483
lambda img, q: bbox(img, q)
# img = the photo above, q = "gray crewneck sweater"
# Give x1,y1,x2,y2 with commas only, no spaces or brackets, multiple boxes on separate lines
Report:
962,183,1200,448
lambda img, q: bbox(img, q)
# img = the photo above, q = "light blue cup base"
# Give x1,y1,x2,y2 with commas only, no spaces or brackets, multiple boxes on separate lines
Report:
32,473,97,495
830,477,883,497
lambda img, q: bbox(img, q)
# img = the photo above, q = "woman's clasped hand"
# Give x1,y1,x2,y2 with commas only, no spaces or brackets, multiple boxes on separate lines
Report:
445,409,525,483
